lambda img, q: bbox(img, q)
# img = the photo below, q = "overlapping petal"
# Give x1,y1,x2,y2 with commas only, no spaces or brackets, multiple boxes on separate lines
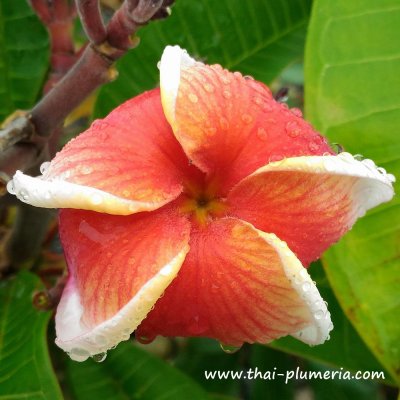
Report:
228,153,395,265
159,46,333,194
137,218,332,346
55,205,190,360
8,89,191,215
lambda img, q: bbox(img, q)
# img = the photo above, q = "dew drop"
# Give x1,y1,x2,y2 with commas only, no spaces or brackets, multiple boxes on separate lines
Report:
253,96,263,106
241,114,253,124
244,75,254,80
157,61,161,69
314,310,325,320
353,154,363,161
6,180,15,195
40,161,51,174
70,347,90,362
222,90,232,99
377,167,387,175
387,173,396,183
285,121,301,138
363,159,376,169
204,83,214,93
92,352,107,363
290,108,303,118
220,343,242,354
18,189,29,202
308,141,320,152
220,75,231,84
302,282,311,292
136,334,155,344
257,127,268,141
188,93,198,103
81,165,93,175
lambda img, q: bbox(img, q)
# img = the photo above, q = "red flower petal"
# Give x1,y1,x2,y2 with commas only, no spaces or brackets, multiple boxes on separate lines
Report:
10,89,190,215
159,46,333,194
55,205,190,360
228,154,395,265
137,218,332,346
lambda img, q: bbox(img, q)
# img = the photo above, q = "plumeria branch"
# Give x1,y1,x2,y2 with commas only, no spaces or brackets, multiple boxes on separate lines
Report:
0,0,174,173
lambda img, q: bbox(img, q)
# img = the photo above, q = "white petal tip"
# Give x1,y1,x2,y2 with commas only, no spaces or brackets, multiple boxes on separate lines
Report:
55,247,188,361
8,171,164,215
159,45,197,124
266,236,333,345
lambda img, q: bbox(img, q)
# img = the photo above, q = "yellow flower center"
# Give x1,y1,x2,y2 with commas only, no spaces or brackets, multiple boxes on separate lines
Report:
180,179,227,225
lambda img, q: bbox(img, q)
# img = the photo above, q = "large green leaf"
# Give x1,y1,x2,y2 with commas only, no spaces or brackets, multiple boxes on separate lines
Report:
0,0,49,122
0,272,62,400
269,263,393,383
94,0,312,117
66,341,209,400
305,0,400,384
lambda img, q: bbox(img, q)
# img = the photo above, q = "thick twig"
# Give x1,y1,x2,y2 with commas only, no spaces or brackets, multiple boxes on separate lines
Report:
76,0,107,44
30,44,116,138
0,0,174,167
0,144,40,184
107,0,164,49
0,116,35,152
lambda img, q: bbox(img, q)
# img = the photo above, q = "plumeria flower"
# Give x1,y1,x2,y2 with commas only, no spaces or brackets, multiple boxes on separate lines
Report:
7,46,395,362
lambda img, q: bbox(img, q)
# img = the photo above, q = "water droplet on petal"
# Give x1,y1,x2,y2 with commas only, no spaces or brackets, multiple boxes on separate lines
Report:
204,83,214,93
241,114,253,124
244,75,254,80
157,61,161,69
290,108,303,118
18,189,29,202
362,159,376,169
92,352,107,363
220,75,231,84
70,347,90,362
6,180,15,195
40,161,51,174
253,96,263,106
302,282,311,292
285,121,302,138
188,93,198,103
136,334,155,344
314,310,325,320
353,154,363,161
222,90,232,99
220,343,242,354
308,141,320,152
257,127,268,141
81,166,93,175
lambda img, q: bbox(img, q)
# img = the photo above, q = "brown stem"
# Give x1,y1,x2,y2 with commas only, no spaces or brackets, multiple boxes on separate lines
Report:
107,0,164,49
0,0,174,166
30,44,115,138
76,0,107,44
0,117,35,153
0,144,40,184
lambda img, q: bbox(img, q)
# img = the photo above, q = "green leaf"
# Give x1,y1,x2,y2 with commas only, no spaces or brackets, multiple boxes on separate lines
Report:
0,272,62,400
305,0,400,384
94,0,312,117
66,341,209,400
0,0,49,122
269,263,393,384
